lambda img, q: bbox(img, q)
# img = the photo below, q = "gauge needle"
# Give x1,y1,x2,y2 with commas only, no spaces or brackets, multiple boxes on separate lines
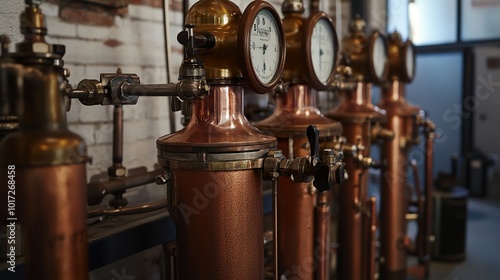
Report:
263,44,268,55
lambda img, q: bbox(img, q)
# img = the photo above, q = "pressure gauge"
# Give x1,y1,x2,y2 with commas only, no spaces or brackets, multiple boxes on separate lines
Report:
368,31,388,83
402,41,415,82
304,12,339,91
238,1,285,94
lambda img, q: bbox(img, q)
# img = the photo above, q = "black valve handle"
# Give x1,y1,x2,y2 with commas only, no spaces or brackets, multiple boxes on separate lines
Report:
177,25,216,51
307,125,319,163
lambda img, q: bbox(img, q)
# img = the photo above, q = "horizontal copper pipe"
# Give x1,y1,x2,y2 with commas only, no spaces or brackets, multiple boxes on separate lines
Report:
87,169,160,206
87,199,167,218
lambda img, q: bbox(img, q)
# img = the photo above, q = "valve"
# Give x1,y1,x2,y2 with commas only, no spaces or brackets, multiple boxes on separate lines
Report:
263,125,347,192
372,123,395,142
330,136,384,169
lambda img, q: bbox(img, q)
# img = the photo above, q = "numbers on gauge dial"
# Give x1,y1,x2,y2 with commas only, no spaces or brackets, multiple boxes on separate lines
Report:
310,18,336,83
372,36,387,80
249,9,281,84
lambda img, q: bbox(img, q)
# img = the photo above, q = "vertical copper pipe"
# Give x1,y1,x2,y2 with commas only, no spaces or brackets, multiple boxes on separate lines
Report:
378,82,414,280
164,241,177,280
379,115,408,280
363,197,377,280
255,85,341,280
112,105,123,166
326,82,383,280
272,175,279,280
315,192,331,280
412,161,425,258
276,138,316,280
422,131,434,277
336,122,367,280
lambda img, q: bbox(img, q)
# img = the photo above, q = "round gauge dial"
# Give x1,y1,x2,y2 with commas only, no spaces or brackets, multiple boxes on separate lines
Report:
369,32,388,83
304,12,338,90
403,41,415,82
238,1,285,94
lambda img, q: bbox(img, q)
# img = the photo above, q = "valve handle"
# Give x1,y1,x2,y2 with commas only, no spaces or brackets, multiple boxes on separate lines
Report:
307,125,320,163
177,24,216,52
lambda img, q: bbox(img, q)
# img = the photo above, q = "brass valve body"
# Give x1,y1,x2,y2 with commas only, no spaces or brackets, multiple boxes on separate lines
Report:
185,0,242,80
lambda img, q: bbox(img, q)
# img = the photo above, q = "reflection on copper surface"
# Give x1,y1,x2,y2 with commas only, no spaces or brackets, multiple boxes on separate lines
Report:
158,85,275,152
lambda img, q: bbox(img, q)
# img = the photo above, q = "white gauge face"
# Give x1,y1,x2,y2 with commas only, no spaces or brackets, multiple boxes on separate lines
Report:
310,18,336,83
406,44,414,79
372,36,387,80
249,9,281,85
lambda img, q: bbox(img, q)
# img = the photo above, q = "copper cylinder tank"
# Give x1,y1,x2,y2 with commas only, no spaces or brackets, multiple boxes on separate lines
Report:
255,85,342,280
0,3,88,279
377,32,421,279
326,83,385,280
378,81,420,280
0,69,88,280
157,85,276,279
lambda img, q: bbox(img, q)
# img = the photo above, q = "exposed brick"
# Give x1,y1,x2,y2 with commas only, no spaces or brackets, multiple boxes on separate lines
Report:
170,0,183,12
103,38,123,47
128,0,162,8
59,4,115,26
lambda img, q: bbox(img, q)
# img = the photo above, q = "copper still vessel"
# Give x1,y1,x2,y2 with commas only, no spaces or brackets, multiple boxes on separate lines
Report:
377,31,435,280
0,1,88,279
325,17,392,280
255,1,342,279
156,0,276,278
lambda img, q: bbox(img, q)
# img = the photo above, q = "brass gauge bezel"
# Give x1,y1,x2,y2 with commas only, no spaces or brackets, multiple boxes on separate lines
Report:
368,31,389,84
238,0,286,94
402,40,416,82
303,12,339,91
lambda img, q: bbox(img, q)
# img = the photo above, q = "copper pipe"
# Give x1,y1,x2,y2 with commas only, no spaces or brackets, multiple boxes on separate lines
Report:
377,80,422,280
326,82,384,280
422,129,434,276
87,199,167,218
272,174,279,280
164,241,177,280
336,122,367,280
112,105,123,167
315,192,331,280
411,160,424,257
87,169,160,206
255,85,341,280
363,197,377,280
